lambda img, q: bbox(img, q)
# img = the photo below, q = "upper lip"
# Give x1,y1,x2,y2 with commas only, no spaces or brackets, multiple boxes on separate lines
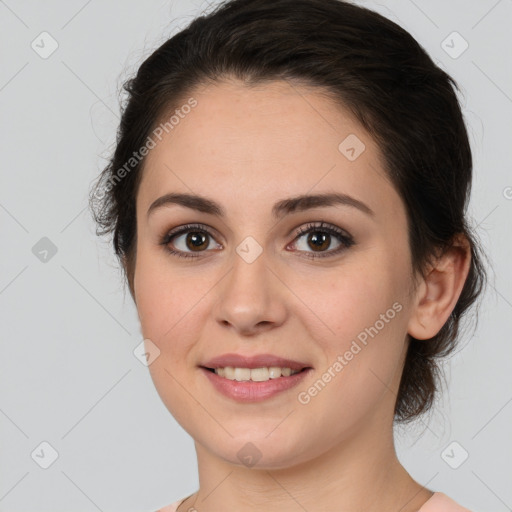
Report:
201,353,311,371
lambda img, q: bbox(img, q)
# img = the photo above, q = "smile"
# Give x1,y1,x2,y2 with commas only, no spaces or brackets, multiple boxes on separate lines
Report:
210,366,301,381
200,366,312,402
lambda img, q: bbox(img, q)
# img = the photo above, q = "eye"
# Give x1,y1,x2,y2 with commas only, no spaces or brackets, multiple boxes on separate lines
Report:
289,222,355,259
160,224,222,258
160,221,355,260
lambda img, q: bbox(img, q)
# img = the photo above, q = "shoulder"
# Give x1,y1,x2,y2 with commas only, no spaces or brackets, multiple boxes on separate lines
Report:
155,492,473,512
154,497,186,512
418,492,473,512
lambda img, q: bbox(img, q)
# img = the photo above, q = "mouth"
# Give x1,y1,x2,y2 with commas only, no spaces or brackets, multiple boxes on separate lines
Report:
201,366,307,381
199,353,313,402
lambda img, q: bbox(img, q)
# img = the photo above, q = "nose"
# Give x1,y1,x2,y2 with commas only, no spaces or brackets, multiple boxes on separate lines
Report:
213,248,288,336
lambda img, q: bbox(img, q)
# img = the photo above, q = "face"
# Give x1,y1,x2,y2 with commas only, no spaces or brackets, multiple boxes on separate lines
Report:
133,79,417,469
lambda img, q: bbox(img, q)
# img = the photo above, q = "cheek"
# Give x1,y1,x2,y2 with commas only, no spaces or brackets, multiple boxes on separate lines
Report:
134,249,212,420
288,258,406,344
291,272,408,435
295,254,410,412
286,254,410,403
134,247,208,343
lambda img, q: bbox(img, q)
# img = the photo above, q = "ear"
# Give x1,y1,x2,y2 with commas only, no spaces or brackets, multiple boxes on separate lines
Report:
407,234,471,340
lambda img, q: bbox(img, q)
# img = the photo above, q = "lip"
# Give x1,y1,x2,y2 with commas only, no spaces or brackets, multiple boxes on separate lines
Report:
200,366,312,402
201,353,310,371
199,353,313,403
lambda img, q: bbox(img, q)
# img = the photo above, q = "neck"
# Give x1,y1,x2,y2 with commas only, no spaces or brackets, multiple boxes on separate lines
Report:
180,414,433,512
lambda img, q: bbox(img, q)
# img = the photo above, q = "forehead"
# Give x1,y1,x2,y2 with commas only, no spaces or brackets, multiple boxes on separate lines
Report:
138,79,400,221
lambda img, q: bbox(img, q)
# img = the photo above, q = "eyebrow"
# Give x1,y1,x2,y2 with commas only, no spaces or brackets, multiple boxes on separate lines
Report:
146,191,375,219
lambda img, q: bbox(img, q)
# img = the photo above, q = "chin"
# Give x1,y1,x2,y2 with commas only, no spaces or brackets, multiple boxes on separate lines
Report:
202,430,315,471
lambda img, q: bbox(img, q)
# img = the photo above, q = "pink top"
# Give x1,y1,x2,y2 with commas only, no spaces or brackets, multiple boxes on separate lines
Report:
156,491,472,512
418,492,472,511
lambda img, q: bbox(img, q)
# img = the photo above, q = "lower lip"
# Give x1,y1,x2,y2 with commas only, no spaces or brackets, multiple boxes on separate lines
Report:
200,367,312,402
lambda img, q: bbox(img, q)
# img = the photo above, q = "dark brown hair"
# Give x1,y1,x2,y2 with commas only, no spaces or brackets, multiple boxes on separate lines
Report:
90,0,487,423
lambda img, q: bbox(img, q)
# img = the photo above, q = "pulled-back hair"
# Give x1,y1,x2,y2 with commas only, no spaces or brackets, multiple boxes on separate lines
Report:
90,0,487,423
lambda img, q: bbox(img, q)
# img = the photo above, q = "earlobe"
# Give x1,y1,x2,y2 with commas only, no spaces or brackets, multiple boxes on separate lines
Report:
407,235,471,340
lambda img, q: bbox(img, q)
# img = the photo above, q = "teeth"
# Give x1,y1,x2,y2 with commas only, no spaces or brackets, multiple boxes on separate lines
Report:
234,367,250,381
268,367,282,379
213,366,300,381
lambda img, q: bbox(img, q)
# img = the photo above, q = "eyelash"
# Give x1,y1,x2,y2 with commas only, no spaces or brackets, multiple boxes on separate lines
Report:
159,222,355,260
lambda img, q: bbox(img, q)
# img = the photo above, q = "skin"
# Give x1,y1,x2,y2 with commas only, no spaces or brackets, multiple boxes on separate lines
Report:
131,79,471,512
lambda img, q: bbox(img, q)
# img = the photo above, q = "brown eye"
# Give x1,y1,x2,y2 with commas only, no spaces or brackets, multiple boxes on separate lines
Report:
171,230,215,253
306,232,331,252
161,224,222,258
185,232,209,251
291,222,355,259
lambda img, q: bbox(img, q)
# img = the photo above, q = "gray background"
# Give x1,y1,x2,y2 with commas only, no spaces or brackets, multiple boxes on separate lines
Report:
1,0,511,511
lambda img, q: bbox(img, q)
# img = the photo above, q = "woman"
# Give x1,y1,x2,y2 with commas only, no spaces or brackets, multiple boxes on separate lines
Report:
90,0,487,510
